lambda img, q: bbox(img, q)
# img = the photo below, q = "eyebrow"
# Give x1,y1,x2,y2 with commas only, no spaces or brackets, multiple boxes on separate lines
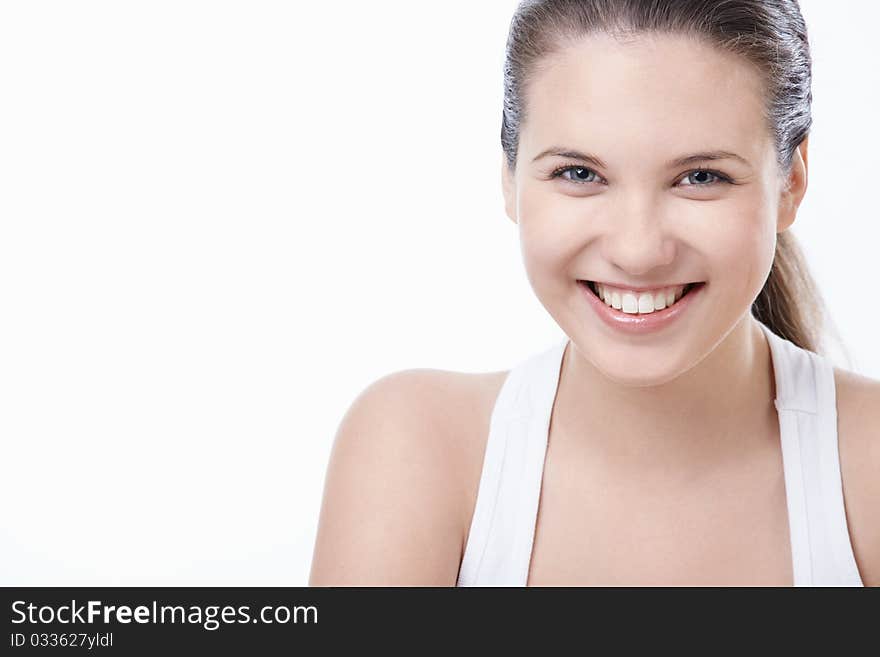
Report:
531,147,751,169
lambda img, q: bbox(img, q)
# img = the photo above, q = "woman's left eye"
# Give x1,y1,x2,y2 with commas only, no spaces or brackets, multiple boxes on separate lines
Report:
678,170,731,186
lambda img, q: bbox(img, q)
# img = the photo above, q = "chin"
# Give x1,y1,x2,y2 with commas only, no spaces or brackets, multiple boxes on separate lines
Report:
578,341,696,388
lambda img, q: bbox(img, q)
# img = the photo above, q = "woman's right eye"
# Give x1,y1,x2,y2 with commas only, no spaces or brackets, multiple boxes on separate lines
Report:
550,165,600,184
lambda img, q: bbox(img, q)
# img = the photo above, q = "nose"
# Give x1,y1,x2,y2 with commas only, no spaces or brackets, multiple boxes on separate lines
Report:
599,197,676,277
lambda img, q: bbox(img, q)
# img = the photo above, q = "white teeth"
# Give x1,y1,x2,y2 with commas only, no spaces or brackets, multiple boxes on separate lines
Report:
592,282,692,315
622,292,638,313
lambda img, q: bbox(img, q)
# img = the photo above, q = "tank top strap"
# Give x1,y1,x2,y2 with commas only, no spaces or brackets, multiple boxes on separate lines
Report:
758,321,863,586
456,336,568,586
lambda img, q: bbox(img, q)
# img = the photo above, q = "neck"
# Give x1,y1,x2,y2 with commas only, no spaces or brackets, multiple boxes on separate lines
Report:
555,315,777,471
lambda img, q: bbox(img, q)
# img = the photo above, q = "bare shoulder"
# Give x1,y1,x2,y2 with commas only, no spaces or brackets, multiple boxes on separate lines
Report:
833,367,880,586
308,367,508,586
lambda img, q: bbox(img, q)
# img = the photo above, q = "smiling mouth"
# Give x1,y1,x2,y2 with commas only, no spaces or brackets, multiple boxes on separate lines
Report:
579,280,706,313
583,281,700,296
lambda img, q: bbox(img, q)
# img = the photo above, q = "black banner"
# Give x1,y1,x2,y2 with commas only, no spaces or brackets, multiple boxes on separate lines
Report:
1,587,872,652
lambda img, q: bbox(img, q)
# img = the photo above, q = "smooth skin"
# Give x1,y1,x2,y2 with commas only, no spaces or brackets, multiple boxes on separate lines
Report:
309,32,880,586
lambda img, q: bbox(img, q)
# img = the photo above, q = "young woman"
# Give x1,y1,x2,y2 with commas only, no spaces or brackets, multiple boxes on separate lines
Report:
309,0,879,586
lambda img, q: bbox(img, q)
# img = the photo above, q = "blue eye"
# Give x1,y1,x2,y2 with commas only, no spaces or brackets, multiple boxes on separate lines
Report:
550,166,601,184
679,170,730,186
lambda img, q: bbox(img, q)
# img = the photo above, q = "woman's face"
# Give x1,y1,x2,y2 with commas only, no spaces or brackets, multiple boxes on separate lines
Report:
504,32,808,386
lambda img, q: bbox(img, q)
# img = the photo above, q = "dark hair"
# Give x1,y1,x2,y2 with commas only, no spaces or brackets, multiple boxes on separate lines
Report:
501,0,840,356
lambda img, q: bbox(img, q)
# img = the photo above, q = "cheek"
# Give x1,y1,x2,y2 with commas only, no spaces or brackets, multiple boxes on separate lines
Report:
517,187,582,286
707,200,777,301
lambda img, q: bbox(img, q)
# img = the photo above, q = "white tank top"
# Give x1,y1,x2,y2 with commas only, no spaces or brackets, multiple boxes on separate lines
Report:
456,320,864,586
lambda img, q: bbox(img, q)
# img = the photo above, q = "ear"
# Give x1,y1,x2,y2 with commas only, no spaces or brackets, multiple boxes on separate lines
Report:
501,153,517,225
777,135,809,233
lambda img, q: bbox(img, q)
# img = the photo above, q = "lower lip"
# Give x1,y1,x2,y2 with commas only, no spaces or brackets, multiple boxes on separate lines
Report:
579,280,705,335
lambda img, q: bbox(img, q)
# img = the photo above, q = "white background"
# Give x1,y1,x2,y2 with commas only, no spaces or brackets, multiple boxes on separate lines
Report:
0,1,876,585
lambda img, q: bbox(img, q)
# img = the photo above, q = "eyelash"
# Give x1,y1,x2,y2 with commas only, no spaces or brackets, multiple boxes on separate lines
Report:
549,164,735,188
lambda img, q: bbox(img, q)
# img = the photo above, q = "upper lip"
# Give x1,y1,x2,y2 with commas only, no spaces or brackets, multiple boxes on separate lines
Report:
580,280,703,292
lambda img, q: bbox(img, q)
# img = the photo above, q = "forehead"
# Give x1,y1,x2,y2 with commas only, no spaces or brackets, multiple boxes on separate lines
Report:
522,32,770,163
